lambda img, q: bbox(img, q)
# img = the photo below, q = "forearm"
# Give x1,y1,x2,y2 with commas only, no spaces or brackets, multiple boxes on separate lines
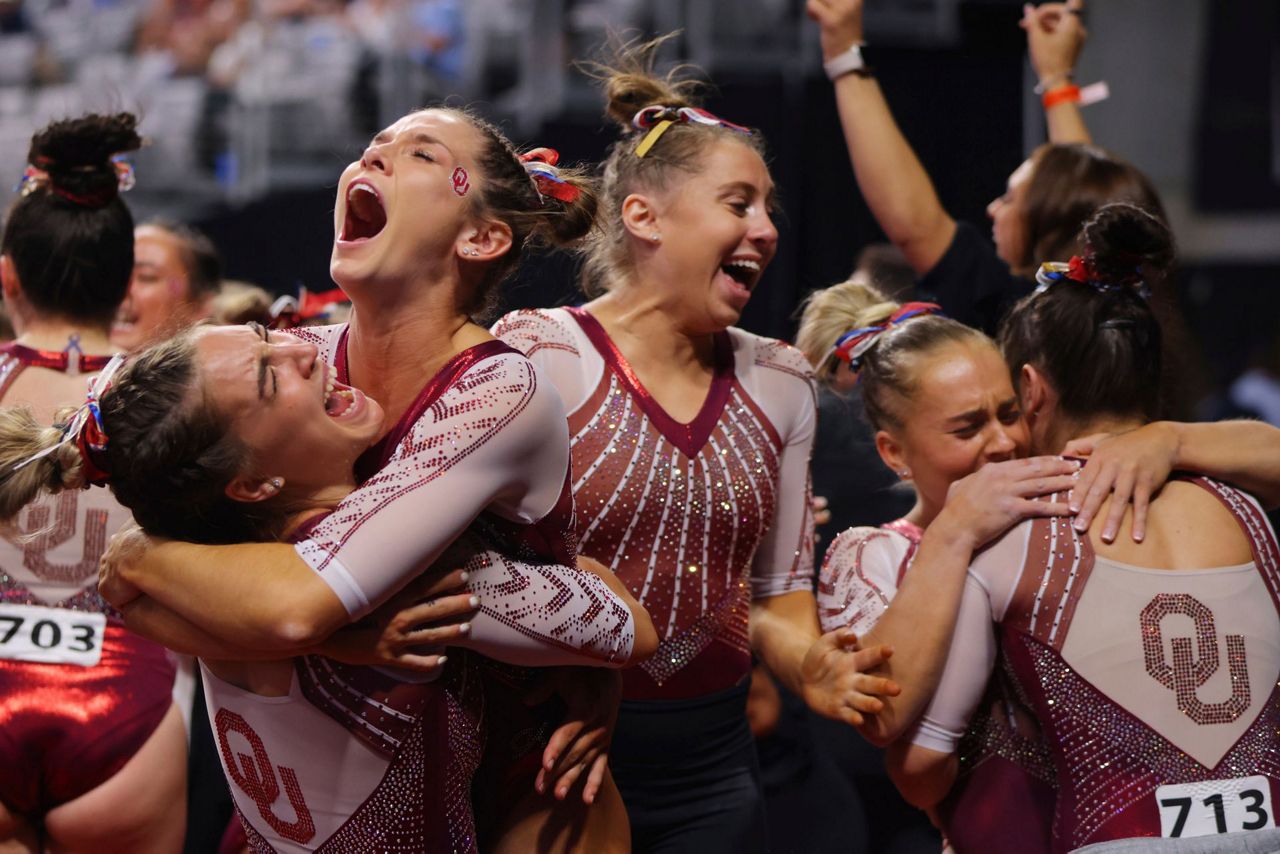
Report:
1045,101,1091,145
750,590,821,697
857,525,976,743
117,540,348,651
831,73,956,274
577,555,658,663
1171,420,1280,508
120,595,294,660
885,740,959,809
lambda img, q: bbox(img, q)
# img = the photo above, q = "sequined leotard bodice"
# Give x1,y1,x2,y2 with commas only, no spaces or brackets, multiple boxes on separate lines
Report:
818,518,1056,854
494,307,815,700
916,476,1280,852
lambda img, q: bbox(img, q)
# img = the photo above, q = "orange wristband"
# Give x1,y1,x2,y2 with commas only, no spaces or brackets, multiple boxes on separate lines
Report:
1042,84,1082,109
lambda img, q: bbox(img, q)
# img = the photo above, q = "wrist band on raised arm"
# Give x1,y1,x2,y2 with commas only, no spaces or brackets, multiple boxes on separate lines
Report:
1041,83,1081,109
1034,71,1073,93
824,44,873,81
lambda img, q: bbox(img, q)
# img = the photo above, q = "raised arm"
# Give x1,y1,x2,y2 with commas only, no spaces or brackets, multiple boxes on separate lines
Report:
1024,0,1092,145
806,0,957,276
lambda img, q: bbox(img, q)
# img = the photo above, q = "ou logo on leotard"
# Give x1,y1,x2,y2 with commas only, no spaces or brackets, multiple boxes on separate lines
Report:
2,492,108,585
215,708,316,843
1140,593,1250,726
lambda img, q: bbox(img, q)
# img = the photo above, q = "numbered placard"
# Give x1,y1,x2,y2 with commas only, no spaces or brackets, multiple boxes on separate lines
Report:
0,603,106,667
1157,776,1275,838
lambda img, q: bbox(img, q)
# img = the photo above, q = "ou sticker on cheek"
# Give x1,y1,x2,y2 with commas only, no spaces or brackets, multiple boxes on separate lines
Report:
451,167,470,196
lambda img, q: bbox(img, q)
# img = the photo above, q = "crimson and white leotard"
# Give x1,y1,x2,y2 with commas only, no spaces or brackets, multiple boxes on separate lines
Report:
202,327,638,852
494,307,815,700
818,518,1056,854
914,476,1280,852
0,343,177,816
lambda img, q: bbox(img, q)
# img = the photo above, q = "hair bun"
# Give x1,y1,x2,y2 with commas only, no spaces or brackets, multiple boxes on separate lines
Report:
28,112,142,207
583,34,702,131
1080,202,1174,292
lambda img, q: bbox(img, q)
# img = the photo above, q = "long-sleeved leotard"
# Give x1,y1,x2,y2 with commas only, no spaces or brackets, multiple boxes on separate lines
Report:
493,307,815,700
291,325,634,667
818,519,1055,854
914,476,1280,852
204,328,637,852
0,343,178,816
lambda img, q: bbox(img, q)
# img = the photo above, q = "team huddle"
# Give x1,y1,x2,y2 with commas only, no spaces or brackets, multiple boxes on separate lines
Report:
0,2,1278,853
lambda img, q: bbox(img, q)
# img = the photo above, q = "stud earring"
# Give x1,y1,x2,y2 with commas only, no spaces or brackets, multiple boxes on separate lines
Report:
462,247,479,257
269,477,283,490
649,233,661,243
897,470,911,479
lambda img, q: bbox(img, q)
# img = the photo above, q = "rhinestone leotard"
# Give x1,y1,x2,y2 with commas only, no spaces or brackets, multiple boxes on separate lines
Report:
914,475,1280,852
819,518,1055,854
204,327,638,852
494,307,815,701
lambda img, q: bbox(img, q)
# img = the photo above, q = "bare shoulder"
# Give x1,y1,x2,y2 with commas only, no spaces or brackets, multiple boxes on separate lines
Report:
1095,479,1256,569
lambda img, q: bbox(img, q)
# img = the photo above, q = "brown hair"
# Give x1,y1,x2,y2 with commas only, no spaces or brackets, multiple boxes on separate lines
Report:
1017,143,1166,278
578,36,768,296
141,218,224,299
431,107,599,320
1,113,143,326
999,202,1175,423
796,279,991,431
0,333,291,544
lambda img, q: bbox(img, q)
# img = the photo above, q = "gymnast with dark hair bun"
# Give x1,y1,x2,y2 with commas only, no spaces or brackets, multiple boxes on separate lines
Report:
887,203,1280,851
0,112,189,853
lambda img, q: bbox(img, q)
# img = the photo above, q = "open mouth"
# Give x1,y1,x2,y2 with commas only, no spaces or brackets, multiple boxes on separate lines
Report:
112,309,139,332
720,257,762,292
322,364,360,418
340,181,387,242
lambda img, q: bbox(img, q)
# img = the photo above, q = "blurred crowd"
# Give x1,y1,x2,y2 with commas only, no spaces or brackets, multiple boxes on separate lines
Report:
0,0,696,195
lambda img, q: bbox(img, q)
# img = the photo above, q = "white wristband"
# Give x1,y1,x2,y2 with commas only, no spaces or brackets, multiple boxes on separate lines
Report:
824,44,868,81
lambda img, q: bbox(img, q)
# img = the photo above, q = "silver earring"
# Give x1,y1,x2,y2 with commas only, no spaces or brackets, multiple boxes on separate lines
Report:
897,470,910,479
463,247,478,257
649,233,661,243
269,477,283,490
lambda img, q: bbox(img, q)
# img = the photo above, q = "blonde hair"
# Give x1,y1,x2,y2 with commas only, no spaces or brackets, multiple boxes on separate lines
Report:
796,279,991,431
796,277,899,376
0,406,88,523
578,34,766,297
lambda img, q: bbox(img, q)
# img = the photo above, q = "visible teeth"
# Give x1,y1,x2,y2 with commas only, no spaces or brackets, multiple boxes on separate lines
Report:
726,259,760,272
349,184,377,199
